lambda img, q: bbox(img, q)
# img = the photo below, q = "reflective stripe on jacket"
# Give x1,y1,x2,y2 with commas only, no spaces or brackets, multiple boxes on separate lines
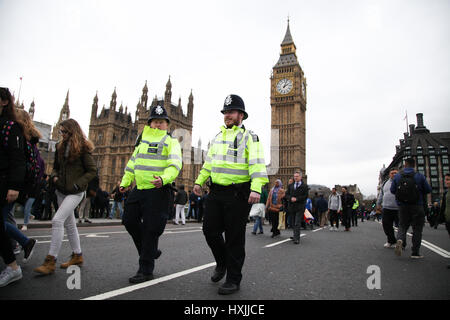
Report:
195,125,268,193
121,126,182,190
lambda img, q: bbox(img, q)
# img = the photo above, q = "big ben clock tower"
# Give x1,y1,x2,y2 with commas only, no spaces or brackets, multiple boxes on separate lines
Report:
269,19,307,186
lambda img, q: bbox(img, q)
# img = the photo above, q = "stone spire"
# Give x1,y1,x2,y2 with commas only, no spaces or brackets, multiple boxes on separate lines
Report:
29,100,35,120
281,18,294,46
187,89,194,121
141,81,148,110
164,76,172,108
91,91,99,122
51,89,71,140
110,87,117,111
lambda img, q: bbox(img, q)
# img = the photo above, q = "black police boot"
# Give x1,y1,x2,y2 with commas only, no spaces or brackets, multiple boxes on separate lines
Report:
218,282,240,295
129,272,154,284
211,266,226,283
155,249,162,260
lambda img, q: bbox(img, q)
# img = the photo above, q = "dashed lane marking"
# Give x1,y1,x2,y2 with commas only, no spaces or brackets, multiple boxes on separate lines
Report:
264,234,306,248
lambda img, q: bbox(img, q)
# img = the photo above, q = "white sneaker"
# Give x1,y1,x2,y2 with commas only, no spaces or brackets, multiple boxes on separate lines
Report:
21,225,27,231
0,266,22,287
329,226,334,231
384,242,394,248
13,244,21,255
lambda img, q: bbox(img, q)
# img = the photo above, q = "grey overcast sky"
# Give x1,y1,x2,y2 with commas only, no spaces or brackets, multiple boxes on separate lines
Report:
1,0,449,197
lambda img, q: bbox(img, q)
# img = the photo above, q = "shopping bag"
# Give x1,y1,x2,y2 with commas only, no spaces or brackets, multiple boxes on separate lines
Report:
249,203,261,217
278,211,286,230
304,209,314,222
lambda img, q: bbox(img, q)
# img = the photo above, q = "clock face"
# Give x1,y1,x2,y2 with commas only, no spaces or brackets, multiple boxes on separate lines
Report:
276,78,293,94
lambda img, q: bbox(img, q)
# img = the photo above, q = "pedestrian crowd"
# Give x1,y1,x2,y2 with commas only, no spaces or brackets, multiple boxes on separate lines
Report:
1,86,449,293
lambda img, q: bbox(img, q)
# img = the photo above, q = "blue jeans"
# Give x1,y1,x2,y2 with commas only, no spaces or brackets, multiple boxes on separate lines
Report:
110,201,123,219
2,203,29,247
23,197,35,225
252,217,263,233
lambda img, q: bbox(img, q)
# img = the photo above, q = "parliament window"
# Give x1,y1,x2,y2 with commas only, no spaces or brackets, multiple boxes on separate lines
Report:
429,156,437,165
442,155,449,165
417,156,424,165
430,167,438,176
443,166,449,175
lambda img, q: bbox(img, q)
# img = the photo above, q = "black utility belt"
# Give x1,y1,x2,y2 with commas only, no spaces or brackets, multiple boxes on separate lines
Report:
210,182,250,191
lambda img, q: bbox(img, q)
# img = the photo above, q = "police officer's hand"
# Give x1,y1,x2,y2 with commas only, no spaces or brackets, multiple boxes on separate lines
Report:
248,192,260,204
151,175,163,188
193,184,202,196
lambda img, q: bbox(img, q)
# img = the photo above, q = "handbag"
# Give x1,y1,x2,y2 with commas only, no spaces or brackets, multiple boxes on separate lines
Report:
278,211,286,230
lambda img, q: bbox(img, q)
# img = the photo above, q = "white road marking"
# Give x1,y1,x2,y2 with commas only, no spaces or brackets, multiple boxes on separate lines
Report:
36,239,69,244
376,221,450,258
82,262,217,300
312,227,324,232
86,234,110,238
33,227,203,241
264,234,306,248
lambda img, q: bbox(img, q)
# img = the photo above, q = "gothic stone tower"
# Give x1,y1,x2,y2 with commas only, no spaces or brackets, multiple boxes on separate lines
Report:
269,20,307,186
51,90,70,140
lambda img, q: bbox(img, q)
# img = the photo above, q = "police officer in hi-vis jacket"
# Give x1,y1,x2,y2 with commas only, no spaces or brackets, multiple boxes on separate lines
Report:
193,94,269,295
120,105,182,284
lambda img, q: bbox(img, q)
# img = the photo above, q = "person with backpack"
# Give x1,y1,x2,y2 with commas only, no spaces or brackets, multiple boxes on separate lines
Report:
15,109,45,231
0,87,26,287
1,109,38,263
34,119,96,275
390,158,431,259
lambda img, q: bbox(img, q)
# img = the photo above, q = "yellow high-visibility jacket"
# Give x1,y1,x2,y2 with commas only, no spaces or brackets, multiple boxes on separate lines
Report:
353,199,360,210
195,125,268,193
120,126,182,190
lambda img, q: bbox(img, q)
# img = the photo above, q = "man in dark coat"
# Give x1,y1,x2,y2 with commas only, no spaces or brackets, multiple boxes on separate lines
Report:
341,186,355,231
285,171,309,244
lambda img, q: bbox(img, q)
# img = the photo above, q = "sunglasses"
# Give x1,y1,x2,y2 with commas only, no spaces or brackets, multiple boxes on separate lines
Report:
59,129,69,134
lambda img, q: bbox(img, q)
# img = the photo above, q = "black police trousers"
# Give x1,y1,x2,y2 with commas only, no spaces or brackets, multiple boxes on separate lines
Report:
122,187,169,275
203,183,250,285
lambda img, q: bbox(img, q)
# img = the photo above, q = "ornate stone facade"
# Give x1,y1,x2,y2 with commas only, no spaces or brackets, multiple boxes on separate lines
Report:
269,20,307,187
88,78,201,193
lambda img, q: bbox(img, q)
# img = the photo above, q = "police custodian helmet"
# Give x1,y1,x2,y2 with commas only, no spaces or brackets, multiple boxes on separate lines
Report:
220,94,248,120
148,105,170,123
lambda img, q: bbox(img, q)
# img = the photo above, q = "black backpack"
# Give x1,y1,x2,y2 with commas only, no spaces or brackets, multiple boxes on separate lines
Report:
395,171,420,204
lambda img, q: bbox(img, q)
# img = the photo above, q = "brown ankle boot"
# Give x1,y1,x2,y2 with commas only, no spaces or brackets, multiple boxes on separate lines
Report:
34,255,56,275
60,252,83,269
